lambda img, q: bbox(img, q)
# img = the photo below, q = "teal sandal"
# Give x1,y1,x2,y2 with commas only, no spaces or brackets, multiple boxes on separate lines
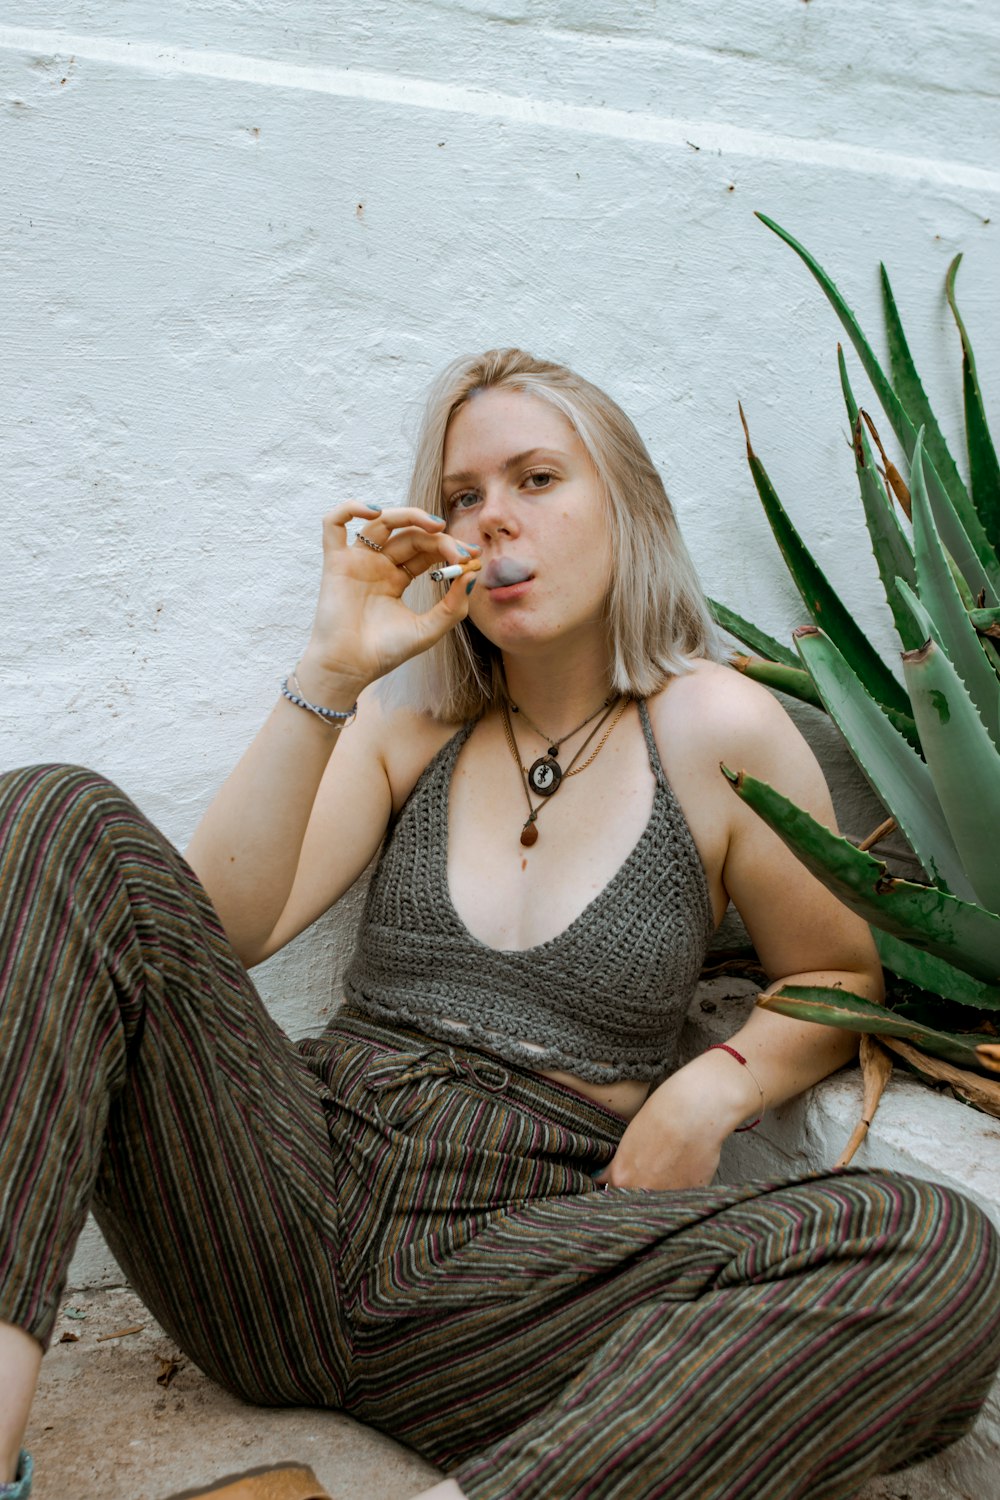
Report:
0,1451,32,1500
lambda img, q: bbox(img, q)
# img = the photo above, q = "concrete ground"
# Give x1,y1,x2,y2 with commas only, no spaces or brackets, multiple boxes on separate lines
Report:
26,1288,979,1500
26,1288,439,1500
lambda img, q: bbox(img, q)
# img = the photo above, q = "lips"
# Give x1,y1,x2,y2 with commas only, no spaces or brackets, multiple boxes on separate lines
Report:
482,558,535,590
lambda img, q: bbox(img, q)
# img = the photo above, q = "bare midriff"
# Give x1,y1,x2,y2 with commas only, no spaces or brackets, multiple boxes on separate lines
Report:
427,1014,652,1122
538,1065,651,1122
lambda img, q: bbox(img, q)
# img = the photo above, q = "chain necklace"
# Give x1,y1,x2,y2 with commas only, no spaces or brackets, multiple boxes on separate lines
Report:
505,695,614,799
500,697,630,846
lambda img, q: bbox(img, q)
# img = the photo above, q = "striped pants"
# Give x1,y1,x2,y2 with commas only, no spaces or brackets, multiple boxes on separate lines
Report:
3,765,1000,1499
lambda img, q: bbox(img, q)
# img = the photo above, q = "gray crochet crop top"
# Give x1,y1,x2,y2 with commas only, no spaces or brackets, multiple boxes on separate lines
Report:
342,699,715,1083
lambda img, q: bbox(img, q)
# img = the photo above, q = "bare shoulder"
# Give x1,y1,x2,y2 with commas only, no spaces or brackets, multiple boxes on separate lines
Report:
650,658,796,751
647,659,825,807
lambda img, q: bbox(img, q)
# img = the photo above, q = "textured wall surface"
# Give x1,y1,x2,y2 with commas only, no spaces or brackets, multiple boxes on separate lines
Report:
2,1,999,1019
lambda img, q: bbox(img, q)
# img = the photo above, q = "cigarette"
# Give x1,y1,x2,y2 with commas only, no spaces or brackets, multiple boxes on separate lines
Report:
429,563,466,582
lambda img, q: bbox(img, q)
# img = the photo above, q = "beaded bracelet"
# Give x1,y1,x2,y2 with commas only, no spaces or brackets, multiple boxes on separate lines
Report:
706,1043,765,1133
280,672,357,728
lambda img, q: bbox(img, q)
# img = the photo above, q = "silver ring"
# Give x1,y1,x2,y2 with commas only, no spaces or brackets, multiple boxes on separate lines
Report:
357,534,384,554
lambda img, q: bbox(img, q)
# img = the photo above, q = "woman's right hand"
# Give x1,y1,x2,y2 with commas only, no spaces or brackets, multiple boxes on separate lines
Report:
296,501,480,703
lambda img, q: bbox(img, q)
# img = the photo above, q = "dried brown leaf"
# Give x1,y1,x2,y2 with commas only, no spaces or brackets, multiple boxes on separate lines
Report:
97,1324,145,1342
881,1037,1000,1120
860,408,888,460
58,1331,80,1344
860,409,912,520
883,462,912,521
156,1355,185,1388
856,816,897,853
835,1035,893,1168
853,412,866,468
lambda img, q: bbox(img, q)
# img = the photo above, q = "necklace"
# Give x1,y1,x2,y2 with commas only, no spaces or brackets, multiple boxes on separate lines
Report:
507,696,613,798
500,697,630,846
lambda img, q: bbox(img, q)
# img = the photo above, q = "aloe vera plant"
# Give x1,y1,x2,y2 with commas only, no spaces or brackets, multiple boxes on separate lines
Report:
715,216,1000,1121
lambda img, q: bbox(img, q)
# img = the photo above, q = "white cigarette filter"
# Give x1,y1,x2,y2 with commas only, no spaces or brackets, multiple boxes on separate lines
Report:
429,563,466,582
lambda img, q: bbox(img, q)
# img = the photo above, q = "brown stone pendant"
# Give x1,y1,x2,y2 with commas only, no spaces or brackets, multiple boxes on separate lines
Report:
520,820,539,847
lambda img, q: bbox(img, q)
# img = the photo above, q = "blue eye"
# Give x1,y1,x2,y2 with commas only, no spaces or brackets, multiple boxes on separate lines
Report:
448,490,480,512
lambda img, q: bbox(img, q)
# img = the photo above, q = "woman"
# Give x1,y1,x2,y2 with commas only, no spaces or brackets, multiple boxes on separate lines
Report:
2,349,999,1500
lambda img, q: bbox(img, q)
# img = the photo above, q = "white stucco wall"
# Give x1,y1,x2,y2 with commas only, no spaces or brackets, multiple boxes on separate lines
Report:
2,2,999,1284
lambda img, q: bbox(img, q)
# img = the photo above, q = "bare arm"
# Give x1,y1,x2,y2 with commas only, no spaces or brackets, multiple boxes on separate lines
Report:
184,501,478,967
602,674,880,1190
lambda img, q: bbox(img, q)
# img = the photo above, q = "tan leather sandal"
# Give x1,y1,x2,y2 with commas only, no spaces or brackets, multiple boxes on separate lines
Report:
163,1464,331,1500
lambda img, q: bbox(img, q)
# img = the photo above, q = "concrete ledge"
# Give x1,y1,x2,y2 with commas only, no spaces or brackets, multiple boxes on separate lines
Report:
684,979,1000,1232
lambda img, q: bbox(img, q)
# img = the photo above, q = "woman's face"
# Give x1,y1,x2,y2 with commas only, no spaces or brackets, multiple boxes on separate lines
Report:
441,387,613,655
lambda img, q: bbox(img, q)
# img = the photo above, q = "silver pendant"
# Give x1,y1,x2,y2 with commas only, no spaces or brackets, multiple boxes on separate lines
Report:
528,756,562,797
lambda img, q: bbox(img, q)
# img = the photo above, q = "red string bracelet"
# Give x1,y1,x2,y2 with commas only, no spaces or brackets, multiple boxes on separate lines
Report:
706,1043,765,1133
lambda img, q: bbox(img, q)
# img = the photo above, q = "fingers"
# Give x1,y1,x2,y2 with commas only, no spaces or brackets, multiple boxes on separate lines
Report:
384,531,482,581
321,500,386,550
321,502,447,553
311,501,482,671
363,505,450,538
322,504,482,588
406,565,480,653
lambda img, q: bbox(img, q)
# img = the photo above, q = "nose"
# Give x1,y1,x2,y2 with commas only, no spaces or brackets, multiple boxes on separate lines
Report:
475,482,519,541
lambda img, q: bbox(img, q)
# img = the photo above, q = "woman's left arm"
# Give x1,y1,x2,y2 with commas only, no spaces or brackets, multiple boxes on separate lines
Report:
601,674,882,1191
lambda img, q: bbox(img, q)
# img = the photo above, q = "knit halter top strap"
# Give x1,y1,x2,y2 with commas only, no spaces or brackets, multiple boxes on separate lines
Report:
636,696,670,788
342,698,714,1084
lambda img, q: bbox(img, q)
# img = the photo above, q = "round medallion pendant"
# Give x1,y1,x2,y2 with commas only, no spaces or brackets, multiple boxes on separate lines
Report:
528,756,562,796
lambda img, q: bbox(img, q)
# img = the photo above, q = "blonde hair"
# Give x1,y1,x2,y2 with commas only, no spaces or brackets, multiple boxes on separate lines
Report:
403,349,722,721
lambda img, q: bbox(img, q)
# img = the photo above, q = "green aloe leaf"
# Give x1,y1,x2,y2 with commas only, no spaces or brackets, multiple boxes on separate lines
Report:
971,605,1000,634
946,553,976,610
905,436,1000,748
730,656,826,710
793,626,968,895
708,598,799,668
896,580,1000,755
901,637,1000,914
921,441,999,605
837,347,921,651
880,264,967,507
721,764,1000,980
968,605,1000,678
874,929,1000,1014
761,985,994,1073
739,407,912,720
757,214,1000,599
879,700,925,747
755,213,913,463
946,254,1000,557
